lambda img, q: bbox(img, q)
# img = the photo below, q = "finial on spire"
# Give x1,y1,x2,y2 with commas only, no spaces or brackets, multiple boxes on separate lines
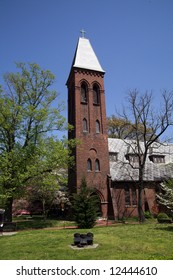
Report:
80,29,86,38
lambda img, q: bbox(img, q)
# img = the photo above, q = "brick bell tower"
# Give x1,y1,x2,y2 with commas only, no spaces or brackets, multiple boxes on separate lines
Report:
66,32,110,218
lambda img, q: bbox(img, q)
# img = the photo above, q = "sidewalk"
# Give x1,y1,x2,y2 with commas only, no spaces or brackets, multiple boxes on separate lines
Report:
0,232,17,236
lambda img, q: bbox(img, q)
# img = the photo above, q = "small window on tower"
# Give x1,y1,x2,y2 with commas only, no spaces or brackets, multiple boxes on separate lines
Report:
81,83,87,103
93,84,100,105
96,120,100,133
87,159,92,171
95,159,100,171
83,118,88,132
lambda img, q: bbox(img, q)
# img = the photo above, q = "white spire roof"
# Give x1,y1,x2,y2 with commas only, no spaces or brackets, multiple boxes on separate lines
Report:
72,37,105,73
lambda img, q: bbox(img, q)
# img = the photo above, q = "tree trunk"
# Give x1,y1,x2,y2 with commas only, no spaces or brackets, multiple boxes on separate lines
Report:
138,167,145,223
42,199,47,221
4,196,13,222
138,187,145,222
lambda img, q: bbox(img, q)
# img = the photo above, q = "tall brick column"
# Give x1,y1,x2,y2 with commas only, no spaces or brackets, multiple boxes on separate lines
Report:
66,37,110,218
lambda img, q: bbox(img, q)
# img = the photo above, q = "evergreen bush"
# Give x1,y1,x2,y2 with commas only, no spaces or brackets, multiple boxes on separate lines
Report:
72,178,100,228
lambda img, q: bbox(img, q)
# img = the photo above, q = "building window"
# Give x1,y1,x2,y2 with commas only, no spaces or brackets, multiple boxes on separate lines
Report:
125,186,130,206
87,159,92,171
129,155,139,163
96,120,100,133
125,153,141,164
132,187,137,205
83,118,88,132
81,83,87,103
149,155,165,163
125,186,137,206
95,159,100,171
93,84,100,105
109,152,118,161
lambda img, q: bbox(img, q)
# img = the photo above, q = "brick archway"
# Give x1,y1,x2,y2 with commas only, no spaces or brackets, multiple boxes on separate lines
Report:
92,189,108,218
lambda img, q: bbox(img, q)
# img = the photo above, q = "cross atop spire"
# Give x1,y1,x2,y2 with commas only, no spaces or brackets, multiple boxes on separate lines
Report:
80,29,86,38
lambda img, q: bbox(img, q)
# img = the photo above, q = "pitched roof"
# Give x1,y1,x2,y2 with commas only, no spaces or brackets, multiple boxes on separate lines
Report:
108,138,173,182
72,37,105,73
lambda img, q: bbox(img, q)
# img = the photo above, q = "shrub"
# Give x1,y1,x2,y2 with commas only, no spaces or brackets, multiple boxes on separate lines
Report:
157,212,172,223
144,211,152,219
72,177,100,228
157,212,169,219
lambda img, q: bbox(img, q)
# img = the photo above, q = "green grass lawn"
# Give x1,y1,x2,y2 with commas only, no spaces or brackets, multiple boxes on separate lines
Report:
0,220,173,260
12,216,76,230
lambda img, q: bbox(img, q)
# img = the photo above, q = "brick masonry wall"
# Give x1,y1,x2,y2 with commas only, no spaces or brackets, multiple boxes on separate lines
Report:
67,68,110,218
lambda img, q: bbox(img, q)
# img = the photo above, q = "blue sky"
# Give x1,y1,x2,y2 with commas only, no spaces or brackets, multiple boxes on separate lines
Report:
1,0,173,138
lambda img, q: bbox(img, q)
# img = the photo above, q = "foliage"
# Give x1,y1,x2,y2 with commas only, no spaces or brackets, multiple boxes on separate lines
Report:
72,178,100,228
157,212,169,219
107,115,154,140
0,62,72,221
24,140,69,220
156,181,173,213
144,211,152,219
12,198,30,216
26,176,70,220
157,212,172,223
107,115,131,139
13,185,71,220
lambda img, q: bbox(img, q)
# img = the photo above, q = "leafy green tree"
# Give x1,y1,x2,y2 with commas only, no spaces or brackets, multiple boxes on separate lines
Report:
26,165,67,220
156,180,173,212
72,178,100,228
0,62,71,221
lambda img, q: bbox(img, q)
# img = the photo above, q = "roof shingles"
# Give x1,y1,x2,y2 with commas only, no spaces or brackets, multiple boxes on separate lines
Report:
108,138,173,182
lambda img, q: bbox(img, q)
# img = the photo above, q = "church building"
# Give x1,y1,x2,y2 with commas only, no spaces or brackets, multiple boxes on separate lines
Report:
66,33,173,220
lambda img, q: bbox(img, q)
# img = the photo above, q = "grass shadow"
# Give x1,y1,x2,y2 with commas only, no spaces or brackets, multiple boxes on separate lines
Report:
155,224,173,232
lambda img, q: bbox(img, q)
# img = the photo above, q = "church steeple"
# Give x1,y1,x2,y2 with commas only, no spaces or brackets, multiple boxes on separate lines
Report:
72,37,105,72
67,36,105,85
67,34,110,218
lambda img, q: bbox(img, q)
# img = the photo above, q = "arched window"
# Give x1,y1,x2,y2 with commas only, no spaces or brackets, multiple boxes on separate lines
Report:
81,83,87,103
83,118,88,132
96,120,100,133
93,84,100,105
95,159,100,171
87,159,92,171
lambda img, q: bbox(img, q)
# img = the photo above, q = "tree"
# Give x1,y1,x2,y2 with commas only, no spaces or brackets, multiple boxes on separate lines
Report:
26,172,65,220
0,62,71,221
26,165,68,220
156,180,173,213
107,115,156,140
107,115,132,139
116,89,173,222
72,178,100,228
